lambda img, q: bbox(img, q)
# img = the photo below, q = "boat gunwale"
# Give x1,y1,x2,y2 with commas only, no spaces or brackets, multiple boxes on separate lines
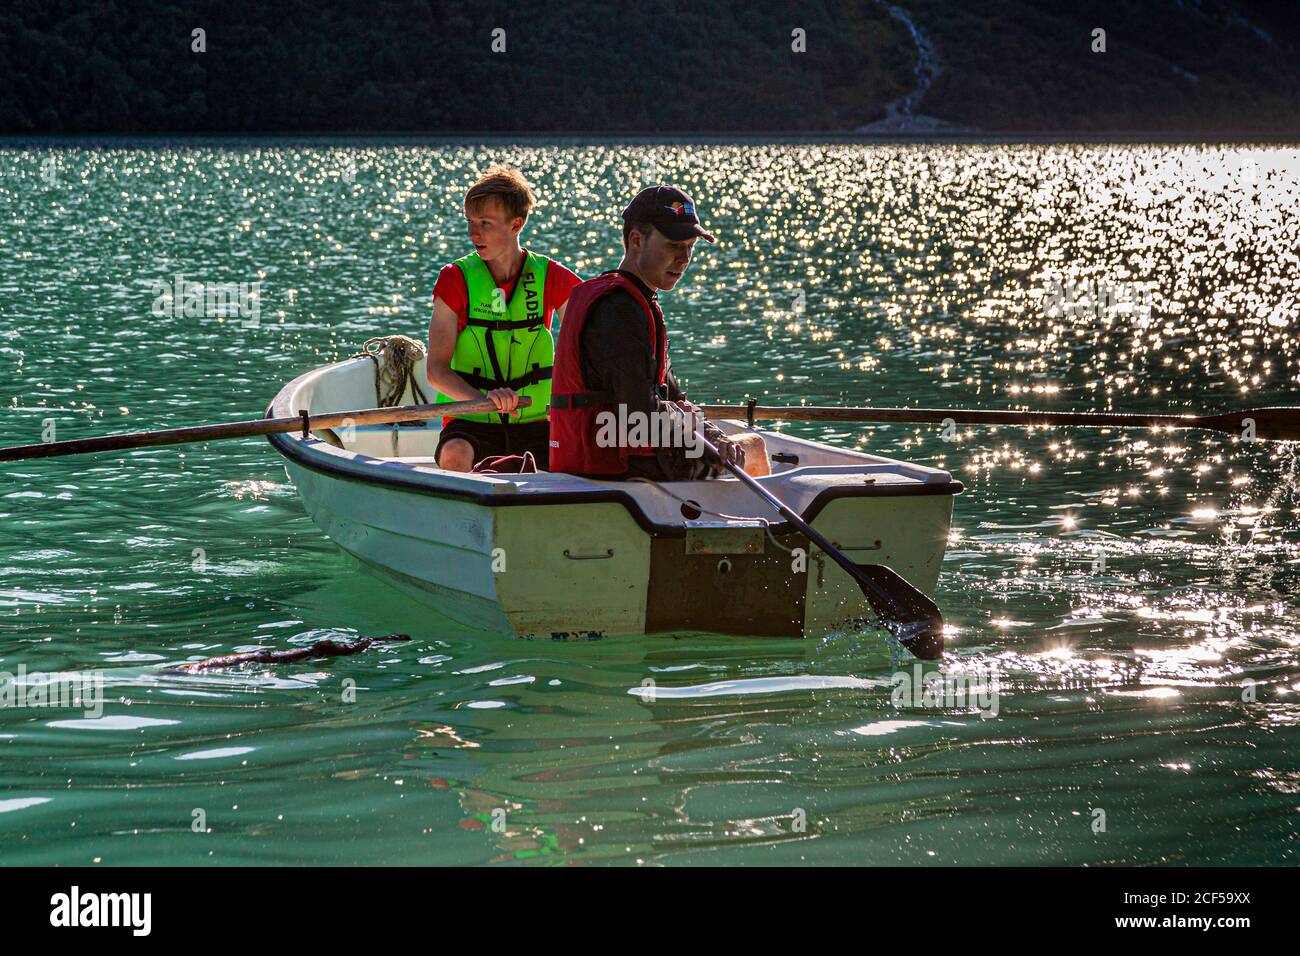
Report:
267,356,964,539
268,414,965,541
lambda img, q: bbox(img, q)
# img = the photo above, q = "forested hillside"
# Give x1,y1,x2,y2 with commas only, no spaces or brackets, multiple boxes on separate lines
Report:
1,0,1296,134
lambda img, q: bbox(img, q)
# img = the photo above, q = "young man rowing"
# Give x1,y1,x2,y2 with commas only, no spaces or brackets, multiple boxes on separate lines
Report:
549,185,752,480
426,166,582,471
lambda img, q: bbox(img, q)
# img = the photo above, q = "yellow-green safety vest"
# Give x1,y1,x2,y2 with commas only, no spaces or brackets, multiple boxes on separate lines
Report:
435,251,554,425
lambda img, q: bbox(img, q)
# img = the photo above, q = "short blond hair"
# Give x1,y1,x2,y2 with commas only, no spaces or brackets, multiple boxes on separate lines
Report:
464,165,536,223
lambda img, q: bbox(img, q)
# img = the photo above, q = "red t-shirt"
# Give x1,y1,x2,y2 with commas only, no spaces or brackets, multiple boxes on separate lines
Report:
432,255,582,331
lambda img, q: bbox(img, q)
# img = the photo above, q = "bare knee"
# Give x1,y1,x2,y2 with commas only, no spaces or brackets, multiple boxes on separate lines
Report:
437,438,475,472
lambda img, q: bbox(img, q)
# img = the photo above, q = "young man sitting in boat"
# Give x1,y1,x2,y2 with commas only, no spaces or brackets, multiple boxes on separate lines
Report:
426,165,582,471
549,185,760,480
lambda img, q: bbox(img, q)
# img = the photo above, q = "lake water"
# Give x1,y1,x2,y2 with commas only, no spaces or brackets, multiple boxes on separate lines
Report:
1,140,1298,865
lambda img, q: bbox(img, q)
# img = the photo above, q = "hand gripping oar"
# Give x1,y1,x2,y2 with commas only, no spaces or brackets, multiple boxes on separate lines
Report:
0,397,530,462
693,428,944,659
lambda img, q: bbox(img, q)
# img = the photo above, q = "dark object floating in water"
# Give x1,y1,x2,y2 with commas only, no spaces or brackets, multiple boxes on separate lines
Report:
176,633,411,672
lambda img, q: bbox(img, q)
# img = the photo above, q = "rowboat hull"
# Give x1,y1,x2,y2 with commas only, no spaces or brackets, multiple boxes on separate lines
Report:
269,355,962,650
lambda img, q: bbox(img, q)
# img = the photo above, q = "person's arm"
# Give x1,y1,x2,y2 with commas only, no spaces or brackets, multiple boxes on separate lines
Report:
581,295,744,474
426,296,519,412
663,360,687,403
545,260,582,334
660,359,747,475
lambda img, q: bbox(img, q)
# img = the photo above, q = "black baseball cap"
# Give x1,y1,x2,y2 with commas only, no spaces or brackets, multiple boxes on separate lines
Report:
621,185,715,242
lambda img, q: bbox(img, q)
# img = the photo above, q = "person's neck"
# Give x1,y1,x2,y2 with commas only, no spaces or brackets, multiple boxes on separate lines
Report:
485,245,525,284
616,256,656,293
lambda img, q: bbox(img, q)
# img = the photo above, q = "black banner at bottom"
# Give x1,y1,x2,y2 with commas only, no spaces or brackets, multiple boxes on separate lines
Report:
0,865,1284,941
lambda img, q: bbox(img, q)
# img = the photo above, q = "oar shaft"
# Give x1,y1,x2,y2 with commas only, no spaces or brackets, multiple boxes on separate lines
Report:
700,435,845,566
700,404,1300,441
0,397,529,462
699,404,1199,429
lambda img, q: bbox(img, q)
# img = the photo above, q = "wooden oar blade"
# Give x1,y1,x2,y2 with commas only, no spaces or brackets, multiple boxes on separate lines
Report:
0,396,528,462
1199,408,1300,443
849,562,945,659
690,424,947,651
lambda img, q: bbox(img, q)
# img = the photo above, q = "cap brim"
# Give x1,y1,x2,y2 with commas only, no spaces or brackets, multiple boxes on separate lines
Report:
657,222,715,243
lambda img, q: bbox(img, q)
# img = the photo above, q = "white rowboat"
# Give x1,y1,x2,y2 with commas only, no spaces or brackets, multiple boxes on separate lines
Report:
268,351,962,650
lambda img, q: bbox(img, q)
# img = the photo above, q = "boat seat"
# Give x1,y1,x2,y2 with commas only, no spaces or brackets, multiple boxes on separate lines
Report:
326,421,442,458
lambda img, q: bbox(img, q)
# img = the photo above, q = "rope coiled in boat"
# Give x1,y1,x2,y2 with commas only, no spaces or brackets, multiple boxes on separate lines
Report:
354,335,429,408
321,335,432,455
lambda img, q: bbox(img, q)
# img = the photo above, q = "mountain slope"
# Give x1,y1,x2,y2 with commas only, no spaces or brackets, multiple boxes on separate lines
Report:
0,0,1296,134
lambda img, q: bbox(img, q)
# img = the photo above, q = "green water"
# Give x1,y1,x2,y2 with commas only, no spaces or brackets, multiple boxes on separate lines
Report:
2,141,1298,865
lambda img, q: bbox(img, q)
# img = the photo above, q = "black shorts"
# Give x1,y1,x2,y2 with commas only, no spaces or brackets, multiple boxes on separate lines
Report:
435,418,551,470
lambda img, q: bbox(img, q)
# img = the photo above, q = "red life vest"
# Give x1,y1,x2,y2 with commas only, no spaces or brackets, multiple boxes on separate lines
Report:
549,272,667,475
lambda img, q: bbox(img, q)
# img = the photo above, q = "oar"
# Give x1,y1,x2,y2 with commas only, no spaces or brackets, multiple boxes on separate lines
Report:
0,397,530,462
697,403,1300,442
693,427,944,659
